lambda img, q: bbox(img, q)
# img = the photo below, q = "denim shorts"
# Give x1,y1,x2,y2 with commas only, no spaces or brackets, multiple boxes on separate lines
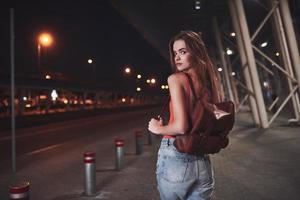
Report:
156,138,214,200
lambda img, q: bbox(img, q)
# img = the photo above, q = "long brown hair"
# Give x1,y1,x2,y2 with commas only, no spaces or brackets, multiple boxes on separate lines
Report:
169,30,223,103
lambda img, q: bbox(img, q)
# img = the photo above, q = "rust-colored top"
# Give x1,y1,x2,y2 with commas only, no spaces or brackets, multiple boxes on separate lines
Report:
163,72,207,138
163,100,175,138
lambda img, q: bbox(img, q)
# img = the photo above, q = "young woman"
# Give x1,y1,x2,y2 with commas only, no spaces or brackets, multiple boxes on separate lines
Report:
148,30,222,200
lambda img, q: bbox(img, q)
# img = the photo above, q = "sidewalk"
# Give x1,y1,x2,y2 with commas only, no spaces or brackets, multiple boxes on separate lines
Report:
2,111,300,200
212,112,300,200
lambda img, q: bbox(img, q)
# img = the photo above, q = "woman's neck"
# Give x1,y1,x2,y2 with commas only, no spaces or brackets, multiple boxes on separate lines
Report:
182,67,197,77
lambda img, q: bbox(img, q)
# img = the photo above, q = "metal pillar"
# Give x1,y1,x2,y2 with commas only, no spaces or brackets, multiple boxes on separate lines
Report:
10,8,16,173
209,48,227,100
269,0,300,120
225,54,240,106
228,0,260,125
233,0,269,128
279,0,300,94
212,17,235,102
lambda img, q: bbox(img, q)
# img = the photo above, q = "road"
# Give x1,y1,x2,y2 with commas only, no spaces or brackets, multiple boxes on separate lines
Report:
0,107,161,199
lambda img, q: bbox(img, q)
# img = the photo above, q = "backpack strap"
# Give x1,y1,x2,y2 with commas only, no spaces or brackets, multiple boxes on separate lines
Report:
183,73,213,137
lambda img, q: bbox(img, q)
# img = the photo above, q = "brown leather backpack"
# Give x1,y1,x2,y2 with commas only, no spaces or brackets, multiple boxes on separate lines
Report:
171,73,235,155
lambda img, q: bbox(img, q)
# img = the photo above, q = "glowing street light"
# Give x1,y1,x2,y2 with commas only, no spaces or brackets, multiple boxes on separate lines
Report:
161,85,169,90
218,67,223,72
45,74,51,79
195,0,201,9
146,79,151,84
226,48,233,55
150,78,156,84
38,33,53,47
275,52,280,56
124,67,131,74
37,32,53,76
137,74,142,79
260,42,268,47
88,58,96,81
230,32,236,37
136,87,141,92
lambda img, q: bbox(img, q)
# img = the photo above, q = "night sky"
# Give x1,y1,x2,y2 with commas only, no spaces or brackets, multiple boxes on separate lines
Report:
0,1,171,92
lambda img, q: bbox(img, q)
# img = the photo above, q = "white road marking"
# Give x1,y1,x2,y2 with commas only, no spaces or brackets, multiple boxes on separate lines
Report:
25,143,64,155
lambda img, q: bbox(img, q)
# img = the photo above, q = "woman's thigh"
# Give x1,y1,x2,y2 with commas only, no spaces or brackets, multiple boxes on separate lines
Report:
186,158,214,200
156,143,214,199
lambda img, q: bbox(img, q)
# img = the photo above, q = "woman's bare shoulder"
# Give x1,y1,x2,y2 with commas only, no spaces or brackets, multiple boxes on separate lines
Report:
167,72,187,85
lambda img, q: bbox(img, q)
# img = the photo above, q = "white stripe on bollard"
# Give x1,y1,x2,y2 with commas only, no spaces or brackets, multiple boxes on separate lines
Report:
10,192,29,199
9,181,30,200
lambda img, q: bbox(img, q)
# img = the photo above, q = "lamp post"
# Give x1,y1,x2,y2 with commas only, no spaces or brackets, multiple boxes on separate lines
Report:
88,59,96,82
37,32,53,76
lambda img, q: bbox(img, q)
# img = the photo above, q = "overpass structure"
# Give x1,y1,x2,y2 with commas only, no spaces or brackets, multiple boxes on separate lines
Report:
111,0,300,128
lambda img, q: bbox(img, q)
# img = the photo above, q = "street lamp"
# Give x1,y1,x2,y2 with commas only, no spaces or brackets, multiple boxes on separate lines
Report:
150,78,156,84
124,67,131,74
37,32,53,76
45,74,51,79
87,58,96,82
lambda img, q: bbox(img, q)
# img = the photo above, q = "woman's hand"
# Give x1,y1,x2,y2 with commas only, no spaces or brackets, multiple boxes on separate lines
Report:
148,117,163,135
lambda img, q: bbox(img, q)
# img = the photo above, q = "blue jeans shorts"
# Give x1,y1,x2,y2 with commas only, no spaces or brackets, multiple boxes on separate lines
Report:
156,138,214,200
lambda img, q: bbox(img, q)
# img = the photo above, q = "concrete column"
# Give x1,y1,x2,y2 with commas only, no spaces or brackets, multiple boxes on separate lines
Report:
212,17,235,102
228,0,260,125
269,0,300,119
279,0,300,94
233,0,269,128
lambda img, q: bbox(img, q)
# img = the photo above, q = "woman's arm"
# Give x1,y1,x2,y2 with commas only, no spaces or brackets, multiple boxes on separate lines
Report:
148,74,189,135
